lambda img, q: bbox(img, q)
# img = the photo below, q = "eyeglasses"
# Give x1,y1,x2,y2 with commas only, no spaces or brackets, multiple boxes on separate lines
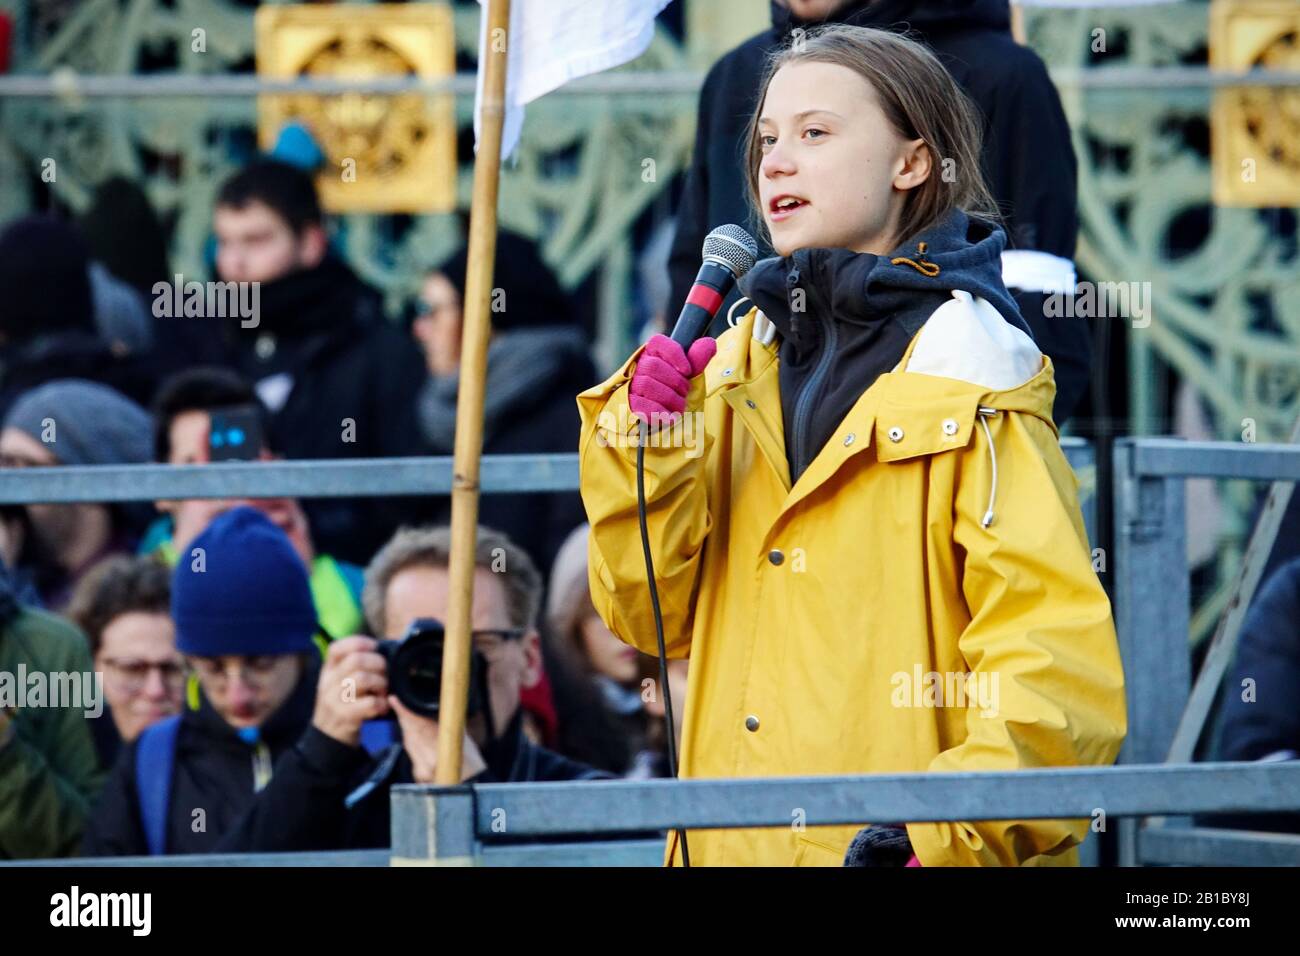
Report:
185,655,288,690
469,628,526,660
100,658,186,694
471,628,526,643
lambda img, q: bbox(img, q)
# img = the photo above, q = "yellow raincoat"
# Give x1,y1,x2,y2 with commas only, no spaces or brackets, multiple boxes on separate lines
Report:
577,295,1127,867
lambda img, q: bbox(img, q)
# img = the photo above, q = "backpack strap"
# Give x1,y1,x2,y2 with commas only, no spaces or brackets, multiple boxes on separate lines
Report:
135,715,181,856
358,719,397,755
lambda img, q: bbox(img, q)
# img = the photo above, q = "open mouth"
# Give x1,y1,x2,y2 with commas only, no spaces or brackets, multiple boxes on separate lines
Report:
769,194,809,222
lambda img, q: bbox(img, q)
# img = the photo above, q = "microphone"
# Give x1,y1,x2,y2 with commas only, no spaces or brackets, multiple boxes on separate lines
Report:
670,225,759,349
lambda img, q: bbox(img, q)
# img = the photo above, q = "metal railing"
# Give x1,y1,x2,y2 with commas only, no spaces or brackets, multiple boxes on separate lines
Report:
391,762,1300,866
1,438,1295,866
1,67,1296,98
0,453,580,503
1112,438,1300,867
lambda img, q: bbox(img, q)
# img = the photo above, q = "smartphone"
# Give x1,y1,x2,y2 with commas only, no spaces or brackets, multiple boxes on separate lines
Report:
208,406,264,462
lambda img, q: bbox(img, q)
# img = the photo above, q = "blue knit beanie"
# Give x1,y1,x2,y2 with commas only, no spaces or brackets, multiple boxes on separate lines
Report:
172,506,317,657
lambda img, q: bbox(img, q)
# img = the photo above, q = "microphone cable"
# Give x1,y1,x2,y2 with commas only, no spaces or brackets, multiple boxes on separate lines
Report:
629,224,755,868
637,417,691,867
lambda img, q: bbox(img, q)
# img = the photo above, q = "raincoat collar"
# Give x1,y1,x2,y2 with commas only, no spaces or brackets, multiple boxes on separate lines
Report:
739,210,1031,344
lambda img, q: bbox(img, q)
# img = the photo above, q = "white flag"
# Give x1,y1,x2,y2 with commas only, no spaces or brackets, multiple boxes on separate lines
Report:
475,0,672,161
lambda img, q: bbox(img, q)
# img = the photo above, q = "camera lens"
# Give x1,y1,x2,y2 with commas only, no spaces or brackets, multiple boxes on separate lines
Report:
392,637,442,716
374,619,485,721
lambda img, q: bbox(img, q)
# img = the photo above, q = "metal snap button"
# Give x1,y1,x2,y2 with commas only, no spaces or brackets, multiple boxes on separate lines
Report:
722,368,733,377
888,426,904,442
942,418,959,436
843,432,855,447
745,715,760,732
746,399,757,409
768,549,784,566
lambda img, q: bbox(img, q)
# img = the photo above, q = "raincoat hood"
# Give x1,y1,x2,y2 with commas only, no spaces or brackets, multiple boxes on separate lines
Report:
740,210,1030,347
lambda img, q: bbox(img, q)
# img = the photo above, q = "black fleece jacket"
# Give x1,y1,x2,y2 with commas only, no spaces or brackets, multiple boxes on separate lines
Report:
81,660,319,857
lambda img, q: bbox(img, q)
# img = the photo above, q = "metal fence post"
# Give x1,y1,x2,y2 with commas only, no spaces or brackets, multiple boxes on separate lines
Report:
390,785,478,866
1112,439,1191,865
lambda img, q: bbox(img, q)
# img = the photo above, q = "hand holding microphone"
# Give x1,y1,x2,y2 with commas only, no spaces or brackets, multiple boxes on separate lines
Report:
629,224,758,425
629,335,717,422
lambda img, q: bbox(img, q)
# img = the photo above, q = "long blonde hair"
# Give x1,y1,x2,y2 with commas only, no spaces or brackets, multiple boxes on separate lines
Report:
744,24,1001,249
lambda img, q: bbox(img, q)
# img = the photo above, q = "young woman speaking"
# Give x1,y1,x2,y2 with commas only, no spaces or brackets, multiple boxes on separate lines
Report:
578,25,1126,867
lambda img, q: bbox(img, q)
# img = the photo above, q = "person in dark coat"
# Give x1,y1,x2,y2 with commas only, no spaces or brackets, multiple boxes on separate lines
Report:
81,507,323,856
207,160,430,564
669,0,1088,423
1203,557,1300,834
78,176,171,360
413,232,595,575
79,175,172,297
0,559,103,859
0,216,158,417
0,380,155,610
216,524,612,854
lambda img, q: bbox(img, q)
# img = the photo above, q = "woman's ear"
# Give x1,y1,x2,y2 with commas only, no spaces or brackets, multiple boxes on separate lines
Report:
893,138,932,192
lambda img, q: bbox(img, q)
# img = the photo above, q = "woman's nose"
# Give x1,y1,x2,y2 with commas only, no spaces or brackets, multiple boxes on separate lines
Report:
226,676,255,707
141,668,169,700
761,141,796,179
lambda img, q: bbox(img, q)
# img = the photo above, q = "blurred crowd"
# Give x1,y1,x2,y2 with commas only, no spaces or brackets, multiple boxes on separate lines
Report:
0,152,695,859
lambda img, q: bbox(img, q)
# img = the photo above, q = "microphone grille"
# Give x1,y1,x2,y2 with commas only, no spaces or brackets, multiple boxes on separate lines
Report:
702,225,759,278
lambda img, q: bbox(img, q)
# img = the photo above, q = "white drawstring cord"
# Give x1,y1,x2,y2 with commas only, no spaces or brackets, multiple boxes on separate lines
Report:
726,296,753,328
977,407,999,528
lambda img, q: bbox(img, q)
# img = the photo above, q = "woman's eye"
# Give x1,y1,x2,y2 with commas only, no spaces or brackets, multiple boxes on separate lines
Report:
759,134,777,149
804,128,827,140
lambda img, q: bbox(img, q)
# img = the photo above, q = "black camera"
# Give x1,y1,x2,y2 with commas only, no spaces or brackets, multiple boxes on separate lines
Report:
375,618,486,720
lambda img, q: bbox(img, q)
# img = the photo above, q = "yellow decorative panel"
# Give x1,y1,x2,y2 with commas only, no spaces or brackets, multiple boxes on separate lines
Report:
1211,0,1300,207
255,3,456,213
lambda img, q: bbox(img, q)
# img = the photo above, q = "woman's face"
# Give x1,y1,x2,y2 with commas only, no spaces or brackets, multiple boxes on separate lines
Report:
95,611,183,742
0,426,70,549
188,654,303,730
580,613,640,685
413,272,465,377
756,60,928,257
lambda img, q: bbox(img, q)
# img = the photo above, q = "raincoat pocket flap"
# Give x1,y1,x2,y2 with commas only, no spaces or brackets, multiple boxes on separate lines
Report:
874,397,978,463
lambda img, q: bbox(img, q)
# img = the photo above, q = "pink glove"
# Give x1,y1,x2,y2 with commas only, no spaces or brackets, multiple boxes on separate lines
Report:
905,854,921,867
628,334,717,423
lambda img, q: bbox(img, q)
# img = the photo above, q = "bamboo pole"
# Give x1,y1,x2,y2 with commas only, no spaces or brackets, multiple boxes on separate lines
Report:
435,0,511,785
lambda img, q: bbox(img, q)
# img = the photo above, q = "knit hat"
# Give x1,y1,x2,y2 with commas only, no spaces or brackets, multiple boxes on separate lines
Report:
172,506,317,657
271,121,327,173
3,379,152,466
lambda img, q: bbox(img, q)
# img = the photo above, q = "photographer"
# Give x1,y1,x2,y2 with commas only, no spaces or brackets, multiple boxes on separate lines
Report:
218,525,610,854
